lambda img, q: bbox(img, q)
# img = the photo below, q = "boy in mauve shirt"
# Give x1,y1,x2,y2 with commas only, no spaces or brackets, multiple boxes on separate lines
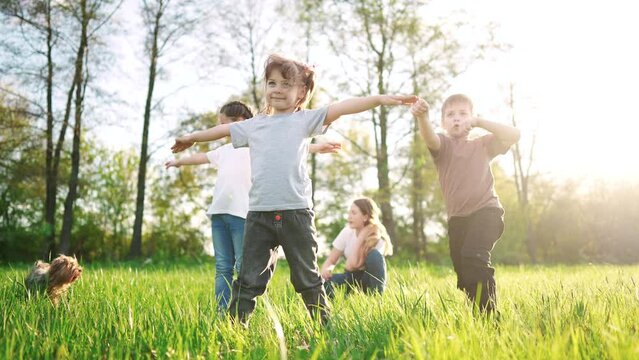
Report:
411,94,520,313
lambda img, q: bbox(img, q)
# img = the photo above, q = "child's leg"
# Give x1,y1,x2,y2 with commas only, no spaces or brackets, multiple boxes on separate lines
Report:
278,209,330,323
324,271,357,298
362,249,386,294
459,207,505,312
225,214,246,274
447,216,469,291
228,212,278,323
211,214,235,310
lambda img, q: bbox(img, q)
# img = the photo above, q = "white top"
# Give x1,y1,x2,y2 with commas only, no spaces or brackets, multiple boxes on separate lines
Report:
205,143,251,218
332,226,386,260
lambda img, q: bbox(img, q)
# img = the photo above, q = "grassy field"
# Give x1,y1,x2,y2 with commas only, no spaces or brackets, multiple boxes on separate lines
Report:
2,260,638,359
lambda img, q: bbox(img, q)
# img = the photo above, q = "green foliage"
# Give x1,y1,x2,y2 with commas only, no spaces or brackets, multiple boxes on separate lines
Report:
2,262,639,358
0,97,46,261
314,123,375,245
145,154,211,259
493,165,531,264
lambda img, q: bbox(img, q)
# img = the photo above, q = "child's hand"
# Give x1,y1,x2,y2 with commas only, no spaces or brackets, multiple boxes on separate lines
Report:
321,267,333,281
316,142,342,153
171,135,195,153
380,94,418,106
359,224,377,240
164,159,181,169
410,98,429,118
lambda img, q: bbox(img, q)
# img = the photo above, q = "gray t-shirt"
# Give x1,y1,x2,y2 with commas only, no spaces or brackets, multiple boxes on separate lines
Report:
229,106,328,211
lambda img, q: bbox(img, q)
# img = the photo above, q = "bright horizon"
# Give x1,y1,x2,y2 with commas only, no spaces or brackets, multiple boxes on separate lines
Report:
95,0,639,185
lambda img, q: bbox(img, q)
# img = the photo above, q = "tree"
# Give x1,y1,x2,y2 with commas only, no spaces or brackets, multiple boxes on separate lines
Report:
1,0,70,258
318,0,499,248
130,0,204,258
0,95,46,260
210,0,280,111
59,0,122,254
507,83,539,262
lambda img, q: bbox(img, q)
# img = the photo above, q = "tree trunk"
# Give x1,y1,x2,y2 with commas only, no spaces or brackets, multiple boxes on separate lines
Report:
374,50,397,242
410,118,427,257
508,84,536,263
375,104,397,242
59,0,88,254
130,6,161,258
43,0,56,259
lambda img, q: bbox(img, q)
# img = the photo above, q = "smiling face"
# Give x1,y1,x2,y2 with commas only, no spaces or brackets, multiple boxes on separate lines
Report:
265,68,307,114
442,100,473,139
347,203,370,231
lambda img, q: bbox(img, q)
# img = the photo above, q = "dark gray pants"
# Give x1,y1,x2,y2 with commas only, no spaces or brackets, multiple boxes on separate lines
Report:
448,207,504,313
228,209,329,324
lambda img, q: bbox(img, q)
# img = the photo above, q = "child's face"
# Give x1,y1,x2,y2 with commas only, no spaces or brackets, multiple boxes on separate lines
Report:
265,68,306,114
218,113,244,125
347,203,370,231
442,101,473,138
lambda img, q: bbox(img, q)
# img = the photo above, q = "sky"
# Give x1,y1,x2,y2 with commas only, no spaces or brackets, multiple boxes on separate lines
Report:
96,0,639,185
441,0,639,182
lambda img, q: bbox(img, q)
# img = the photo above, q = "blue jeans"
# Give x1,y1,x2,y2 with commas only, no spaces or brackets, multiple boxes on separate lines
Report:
211,214,245,310
324,249,387,298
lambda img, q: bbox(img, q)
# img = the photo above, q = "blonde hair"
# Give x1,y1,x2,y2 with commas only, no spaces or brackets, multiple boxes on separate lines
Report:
353,197,393,256
263,54,316,114
441,94,473,121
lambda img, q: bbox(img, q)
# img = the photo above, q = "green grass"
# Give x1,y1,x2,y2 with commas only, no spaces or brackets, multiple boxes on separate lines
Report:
2,261,638,359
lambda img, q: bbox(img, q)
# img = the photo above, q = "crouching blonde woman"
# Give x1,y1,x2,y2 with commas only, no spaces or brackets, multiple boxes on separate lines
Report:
320,197,393,297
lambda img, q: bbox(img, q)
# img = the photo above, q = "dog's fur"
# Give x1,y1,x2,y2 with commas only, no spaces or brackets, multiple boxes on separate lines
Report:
25,255,82,304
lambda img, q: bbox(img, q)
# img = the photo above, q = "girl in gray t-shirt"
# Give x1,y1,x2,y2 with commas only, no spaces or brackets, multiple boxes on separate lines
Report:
172,53,416,325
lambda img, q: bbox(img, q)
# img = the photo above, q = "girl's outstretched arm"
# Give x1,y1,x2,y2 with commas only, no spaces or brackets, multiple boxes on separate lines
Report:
324,95,417,126
165,153,209,169
171,124,232,153
309,141,341,154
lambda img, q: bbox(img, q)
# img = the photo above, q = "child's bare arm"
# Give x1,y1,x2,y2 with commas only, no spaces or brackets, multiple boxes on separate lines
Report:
325,95,417,126
165,153,209,169
321,248,343,280
472,117,521,146
411,98,441,150
309,142,341,154
171,124,232,153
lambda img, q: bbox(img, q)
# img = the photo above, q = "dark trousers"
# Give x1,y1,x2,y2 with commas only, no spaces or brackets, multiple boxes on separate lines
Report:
324,249,387,298
448,207,504,313
228,209,329,324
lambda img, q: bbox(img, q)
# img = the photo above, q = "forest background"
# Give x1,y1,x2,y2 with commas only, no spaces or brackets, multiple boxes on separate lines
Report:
1,0,638,265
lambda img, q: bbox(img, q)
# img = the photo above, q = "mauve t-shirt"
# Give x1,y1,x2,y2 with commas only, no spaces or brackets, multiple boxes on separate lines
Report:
429,133,510,218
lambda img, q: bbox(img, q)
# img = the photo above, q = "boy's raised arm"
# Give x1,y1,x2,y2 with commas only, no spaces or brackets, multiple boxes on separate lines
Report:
171,124,232,153
472,117,521,147
324,95,417,126
411,98,441,151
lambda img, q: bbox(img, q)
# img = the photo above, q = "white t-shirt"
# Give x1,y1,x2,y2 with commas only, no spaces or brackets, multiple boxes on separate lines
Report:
205,143,251,218
332,226,386,261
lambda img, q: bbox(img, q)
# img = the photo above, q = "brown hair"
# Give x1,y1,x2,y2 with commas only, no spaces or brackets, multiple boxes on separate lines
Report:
441,94,473,121
220,101,253,121
352,197,393,257
263,54,316,114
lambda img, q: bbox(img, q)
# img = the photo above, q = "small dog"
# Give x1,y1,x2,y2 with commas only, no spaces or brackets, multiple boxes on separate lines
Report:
25,255,83,304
